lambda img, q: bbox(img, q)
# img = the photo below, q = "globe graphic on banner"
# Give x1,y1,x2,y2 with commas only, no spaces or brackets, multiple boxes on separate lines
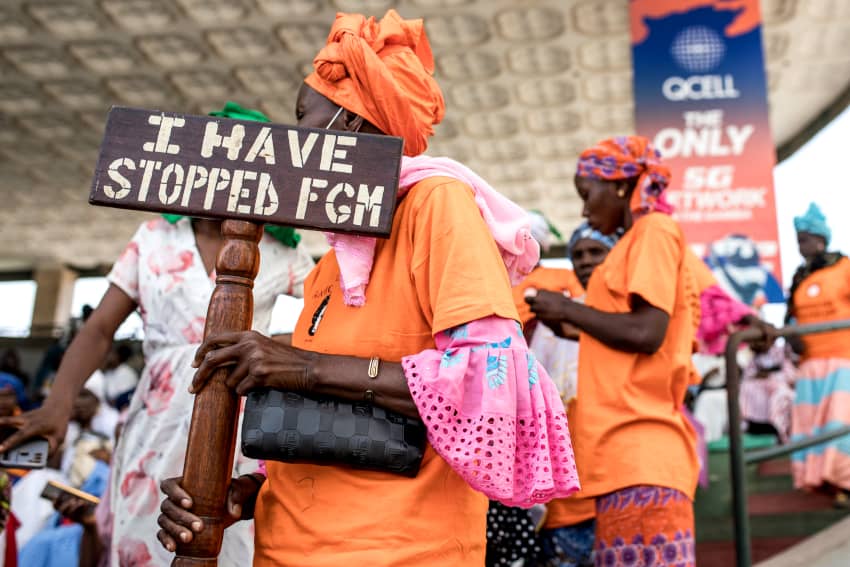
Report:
670,26,726,73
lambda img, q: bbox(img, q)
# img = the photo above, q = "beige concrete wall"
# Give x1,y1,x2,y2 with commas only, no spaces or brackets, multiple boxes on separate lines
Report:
30,266,77,337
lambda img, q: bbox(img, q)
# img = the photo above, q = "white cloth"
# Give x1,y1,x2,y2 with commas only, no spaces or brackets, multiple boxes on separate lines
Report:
84,369,106,402
82,370,120,442
104,218,313,567
529,323,579,404
103,363,139,402
693,389,729,443
90,405,119,444
11,468,66,550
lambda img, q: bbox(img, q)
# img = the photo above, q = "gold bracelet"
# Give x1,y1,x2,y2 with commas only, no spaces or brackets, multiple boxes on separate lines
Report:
367,356,380,379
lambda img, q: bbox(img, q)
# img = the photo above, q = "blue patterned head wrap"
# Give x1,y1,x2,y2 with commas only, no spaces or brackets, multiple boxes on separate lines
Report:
567,222,619,260
793,203,831,245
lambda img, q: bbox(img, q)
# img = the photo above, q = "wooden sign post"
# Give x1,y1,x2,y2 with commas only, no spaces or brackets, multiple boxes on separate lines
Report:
89,106,403,566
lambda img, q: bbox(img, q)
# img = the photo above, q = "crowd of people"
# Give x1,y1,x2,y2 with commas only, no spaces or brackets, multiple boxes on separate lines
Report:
0,9,848,567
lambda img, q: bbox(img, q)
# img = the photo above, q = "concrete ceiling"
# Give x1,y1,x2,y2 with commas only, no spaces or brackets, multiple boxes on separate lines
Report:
1,0,849,272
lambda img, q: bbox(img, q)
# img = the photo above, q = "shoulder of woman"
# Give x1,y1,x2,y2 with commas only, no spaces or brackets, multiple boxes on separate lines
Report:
633,212,683,240
405,176,475,209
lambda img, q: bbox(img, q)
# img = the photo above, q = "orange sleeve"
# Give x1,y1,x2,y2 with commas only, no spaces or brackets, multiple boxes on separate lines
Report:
564,269,585,297
513,268,584,324
409,179,519,334
685,248,717,293
513,280,536,325
624,215,684,316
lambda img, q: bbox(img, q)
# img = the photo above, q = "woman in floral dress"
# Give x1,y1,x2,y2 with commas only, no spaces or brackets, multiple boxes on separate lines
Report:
0,102,314,567
2,214,312,565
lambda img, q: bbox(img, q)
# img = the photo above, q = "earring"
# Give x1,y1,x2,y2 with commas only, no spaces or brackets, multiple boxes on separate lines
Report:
617,189,626,198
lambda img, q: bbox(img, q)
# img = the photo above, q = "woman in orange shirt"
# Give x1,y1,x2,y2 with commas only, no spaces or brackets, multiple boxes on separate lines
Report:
527,136,700,567
156,10,579,566
535,223,618,567
513,212,583,334
786,203,850,505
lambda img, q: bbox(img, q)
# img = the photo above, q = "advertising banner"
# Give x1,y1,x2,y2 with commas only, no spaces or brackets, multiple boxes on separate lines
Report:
630,0,784,304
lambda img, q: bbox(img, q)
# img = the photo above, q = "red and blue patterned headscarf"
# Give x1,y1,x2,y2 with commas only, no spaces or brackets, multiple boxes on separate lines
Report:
576,135,673,216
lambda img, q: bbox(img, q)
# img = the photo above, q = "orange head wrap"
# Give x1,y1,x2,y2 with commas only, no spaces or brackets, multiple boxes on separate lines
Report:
305,9,445,156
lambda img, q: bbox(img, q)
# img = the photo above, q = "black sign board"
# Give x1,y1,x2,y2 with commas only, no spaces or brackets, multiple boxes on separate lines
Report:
89,106,403,237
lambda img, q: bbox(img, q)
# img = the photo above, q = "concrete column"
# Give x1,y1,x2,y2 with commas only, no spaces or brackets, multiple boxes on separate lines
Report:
30,265,77,337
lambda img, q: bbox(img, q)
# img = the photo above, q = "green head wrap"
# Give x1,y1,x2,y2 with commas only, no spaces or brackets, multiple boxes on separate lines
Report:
162,102,301,249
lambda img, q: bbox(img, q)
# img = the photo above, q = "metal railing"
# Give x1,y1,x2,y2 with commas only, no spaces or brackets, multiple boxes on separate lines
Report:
725,319,850,567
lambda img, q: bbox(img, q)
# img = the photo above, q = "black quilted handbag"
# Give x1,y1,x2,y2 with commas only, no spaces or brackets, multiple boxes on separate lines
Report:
241,389,427,477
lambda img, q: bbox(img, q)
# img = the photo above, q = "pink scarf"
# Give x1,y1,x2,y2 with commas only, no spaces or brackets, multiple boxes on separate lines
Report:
326,155,539,306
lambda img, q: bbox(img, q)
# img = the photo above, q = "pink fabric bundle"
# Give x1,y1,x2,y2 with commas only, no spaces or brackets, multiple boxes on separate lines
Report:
326,155,539,306
402,316,580,507
697,284,753,354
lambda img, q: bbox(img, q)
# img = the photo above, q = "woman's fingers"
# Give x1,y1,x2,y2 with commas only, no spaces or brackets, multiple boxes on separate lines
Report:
160,498,203,534
157,476,204,552
190,344,243,393
234,376,261,396
157,528,179,553
160,477,193,509
0,427,29,454
527,290,570,320
0,415,24,429
0,423,53,454
191,332,246,367
156,512,193,549
223,360,252,391
226,474,264,521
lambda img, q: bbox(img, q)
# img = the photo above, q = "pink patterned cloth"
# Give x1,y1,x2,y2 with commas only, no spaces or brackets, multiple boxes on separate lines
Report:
696,284,754,354
327,155,539,306
401,316,580,507
740,344,796,442
94,474,113,567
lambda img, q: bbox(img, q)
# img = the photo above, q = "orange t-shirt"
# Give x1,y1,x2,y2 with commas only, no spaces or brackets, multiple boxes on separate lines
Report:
543,400,596,528
792,256,850,361
572,213,700,499
514,270,592,527
686,248,718,294
254,177,519,567
513,267,584,324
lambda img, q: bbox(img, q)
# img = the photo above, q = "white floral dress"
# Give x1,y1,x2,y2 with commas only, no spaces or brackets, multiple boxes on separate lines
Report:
106,217,313,567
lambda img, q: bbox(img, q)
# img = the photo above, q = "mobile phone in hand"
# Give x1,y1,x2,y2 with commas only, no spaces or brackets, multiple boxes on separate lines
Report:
0,427,49,469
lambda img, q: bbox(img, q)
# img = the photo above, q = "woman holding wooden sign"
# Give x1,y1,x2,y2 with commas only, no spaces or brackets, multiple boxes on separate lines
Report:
157,9,579,566
0,104,315,567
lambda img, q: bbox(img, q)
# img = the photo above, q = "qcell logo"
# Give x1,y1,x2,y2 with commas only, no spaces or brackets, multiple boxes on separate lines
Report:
662,75,740,101
671,26,726,73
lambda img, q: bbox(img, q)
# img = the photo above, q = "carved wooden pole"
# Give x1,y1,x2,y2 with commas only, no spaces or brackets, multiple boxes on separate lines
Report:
172,220,263,567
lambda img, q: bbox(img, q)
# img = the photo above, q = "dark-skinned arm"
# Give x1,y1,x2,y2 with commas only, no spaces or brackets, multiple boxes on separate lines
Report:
782,304,806,356
190,331,419,418
310,354,417,417
0,285,136,453
54,495,103,567
271,333,293,345
527,290,670,354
